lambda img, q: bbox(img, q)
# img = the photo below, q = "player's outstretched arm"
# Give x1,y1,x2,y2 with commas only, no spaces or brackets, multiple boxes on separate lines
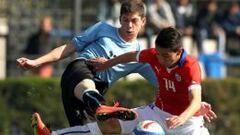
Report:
16,43,76,70
87,51,138,71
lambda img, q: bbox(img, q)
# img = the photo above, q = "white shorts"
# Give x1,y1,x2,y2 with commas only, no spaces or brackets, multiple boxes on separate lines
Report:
119,103,209,135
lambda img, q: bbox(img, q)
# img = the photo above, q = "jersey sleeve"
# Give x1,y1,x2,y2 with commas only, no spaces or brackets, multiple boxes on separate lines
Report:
134,64,159,88
71,22,104,52
187,61,202,91
136,48,155,63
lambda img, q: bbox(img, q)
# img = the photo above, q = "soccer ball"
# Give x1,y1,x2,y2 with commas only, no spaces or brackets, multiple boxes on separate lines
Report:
132,120,165,135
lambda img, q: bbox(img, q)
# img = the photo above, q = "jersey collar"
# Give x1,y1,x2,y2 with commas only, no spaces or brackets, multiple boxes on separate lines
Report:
178,49,187,67
166,49,187,73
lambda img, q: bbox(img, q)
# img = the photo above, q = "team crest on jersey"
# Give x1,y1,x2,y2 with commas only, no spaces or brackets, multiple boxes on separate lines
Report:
175,73,181,82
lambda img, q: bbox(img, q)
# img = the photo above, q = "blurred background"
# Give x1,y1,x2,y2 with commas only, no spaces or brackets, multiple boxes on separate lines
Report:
0,0,240,134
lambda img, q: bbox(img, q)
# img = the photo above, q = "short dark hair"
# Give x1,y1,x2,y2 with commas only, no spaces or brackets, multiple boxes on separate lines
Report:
120,0,146,18
155,27,182,52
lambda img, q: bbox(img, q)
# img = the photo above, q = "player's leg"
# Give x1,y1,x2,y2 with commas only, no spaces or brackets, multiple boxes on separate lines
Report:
31,112,104,135
52,122,101,135
62,59,136,124
54,117,133,135
200,126,210,135
145,104,202,135
32,112,128,135
69,60,137,121
184,116,210,135
119,103,167,134
163,115,209,134
61,59,100,126
78,78,137,121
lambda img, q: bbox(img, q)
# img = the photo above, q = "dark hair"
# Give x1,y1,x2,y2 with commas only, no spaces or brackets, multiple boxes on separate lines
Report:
155,27,182,52
120,0,146,18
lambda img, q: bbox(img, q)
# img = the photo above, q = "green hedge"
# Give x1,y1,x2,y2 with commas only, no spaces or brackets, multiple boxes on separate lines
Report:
0,77,239,135
0,77,67,134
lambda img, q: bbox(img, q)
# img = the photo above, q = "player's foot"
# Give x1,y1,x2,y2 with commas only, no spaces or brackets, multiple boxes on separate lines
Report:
31,112,51,135
96,102,137,121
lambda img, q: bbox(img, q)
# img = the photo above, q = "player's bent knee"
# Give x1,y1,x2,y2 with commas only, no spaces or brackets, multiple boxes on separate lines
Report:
74,79,96,100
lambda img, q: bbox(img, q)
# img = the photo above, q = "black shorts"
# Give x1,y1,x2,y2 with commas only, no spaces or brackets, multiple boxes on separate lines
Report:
60,59,109,126
61,59,108,98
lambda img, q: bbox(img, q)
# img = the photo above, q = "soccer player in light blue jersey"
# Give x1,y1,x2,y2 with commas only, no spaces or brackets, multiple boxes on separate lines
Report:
17,0,158,126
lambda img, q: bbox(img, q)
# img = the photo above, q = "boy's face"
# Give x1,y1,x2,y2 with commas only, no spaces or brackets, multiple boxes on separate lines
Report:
156,47,182,68
119,12,145,42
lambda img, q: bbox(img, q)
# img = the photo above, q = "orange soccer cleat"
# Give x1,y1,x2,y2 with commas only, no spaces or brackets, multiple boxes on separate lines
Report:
95,102,138,121
31,112,51,135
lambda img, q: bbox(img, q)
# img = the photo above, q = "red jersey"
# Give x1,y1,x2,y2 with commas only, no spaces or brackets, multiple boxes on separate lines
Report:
137,48,202,115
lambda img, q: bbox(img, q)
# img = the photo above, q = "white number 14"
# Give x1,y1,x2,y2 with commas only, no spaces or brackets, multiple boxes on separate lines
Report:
163,78,176,92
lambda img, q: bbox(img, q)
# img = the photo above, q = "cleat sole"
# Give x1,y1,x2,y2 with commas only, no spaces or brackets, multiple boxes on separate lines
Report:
96,110,136,121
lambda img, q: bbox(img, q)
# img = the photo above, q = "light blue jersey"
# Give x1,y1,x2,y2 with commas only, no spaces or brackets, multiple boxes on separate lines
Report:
72,22,158,87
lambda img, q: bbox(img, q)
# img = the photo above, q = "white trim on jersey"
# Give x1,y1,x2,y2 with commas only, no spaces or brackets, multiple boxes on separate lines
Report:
136,51,141,62
188,84,201,91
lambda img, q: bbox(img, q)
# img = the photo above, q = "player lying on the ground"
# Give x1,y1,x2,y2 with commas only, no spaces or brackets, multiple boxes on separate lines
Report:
32,101,216,135
32,27,217,135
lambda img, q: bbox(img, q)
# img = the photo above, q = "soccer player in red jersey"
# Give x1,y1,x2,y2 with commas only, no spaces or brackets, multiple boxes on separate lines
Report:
88,27,216,134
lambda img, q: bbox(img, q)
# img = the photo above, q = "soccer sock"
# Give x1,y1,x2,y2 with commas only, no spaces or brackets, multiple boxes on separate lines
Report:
51,122,102,135
82,90,105,112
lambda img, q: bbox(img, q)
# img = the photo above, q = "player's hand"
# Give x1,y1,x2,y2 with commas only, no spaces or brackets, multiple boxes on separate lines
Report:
87,57,109,71
203,108,217,122
16,57,39,69
194,102,217,122
166,115,186,129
